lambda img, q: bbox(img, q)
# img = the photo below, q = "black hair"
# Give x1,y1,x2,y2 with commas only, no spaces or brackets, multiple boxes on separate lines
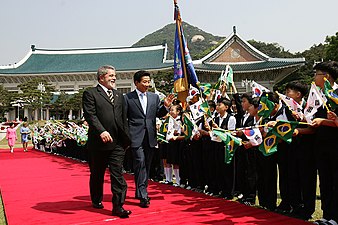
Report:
285,81,308,97
133,70,151,83
252,97,260,108
261,91,279,104
171,104,183,116
313,61,338,80
172,99,181,106
217,97,231,107
208,100,216,109
241,92,253,104
9,122,14,127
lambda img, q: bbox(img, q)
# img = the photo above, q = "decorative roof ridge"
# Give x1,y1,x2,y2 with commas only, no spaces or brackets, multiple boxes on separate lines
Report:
197,57,306,65
199,26,275,62
267,57,305,62
0,49,33,69
33,44,166,54
204,61,265,65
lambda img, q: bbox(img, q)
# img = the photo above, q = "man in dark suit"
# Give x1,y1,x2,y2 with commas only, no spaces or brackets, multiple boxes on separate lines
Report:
124,70,174,208
82,65,132,218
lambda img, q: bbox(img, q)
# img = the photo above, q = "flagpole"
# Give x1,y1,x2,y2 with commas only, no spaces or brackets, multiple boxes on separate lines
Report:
174,0,189,103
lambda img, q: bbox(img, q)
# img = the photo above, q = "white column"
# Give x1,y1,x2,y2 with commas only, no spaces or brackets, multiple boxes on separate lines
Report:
34,109,38,121
68,109,73,120
46,108,50,120
24,108,29,119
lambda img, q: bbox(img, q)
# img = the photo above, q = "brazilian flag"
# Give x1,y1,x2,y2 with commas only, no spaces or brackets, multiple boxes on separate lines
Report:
323,78,338,110
200,100,212,117
183,115,195,140
271,120,299,143
225,133,241,164
259,128,279,156
212,128,241,164
157,117,169,143
200,83,212,96
258,94,275,118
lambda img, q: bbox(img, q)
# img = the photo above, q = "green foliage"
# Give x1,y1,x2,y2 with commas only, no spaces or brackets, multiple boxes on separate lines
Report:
0,84,13,118
132,22,223,60
16,78,54,110
247,40,295,58
152,70,174,94
325,32,338,61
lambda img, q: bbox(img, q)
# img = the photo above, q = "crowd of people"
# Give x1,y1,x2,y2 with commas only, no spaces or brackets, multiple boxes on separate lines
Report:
23,61,338,224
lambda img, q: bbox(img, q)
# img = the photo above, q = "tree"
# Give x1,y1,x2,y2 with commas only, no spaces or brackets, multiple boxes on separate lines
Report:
248,40,295,58
0,85,13,120
325,32,338,61
152,70,174,95
16,78,54,119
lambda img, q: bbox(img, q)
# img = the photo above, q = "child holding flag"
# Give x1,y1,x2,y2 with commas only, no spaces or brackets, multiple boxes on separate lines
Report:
309,61,338,225
212,97,237,199
166,104,185,187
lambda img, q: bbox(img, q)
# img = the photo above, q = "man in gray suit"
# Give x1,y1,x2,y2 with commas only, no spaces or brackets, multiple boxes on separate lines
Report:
124,70,174,208
82,65,132,218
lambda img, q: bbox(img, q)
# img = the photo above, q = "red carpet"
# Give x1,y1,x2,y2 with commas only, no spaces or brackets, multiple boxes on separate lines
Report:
0,148,310,225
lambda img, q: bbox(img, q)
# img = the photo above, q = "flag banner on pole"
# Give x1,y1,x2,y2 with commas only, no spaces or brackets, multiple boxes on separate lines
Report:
158,117,170,143
276,92,304,119
257,94,275,118
173,2,199,102
243,127,263,146
251,81,270,97
212,128,241,164
200,100,212,117
225,133,241,164
304,83,324,122
271,120,299,144
183,114,198,140
213,70,224,90
190,99,205,120
258,128,279,156
166,116,176,141
200,83,212,96
225,65,233,86
173,21,188,93
323,78,338,110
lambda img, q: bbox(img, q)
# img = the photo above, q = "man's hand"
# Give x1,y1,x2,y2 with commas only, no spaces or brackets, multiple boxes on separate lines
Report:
164,94,175,108
100,131,113,143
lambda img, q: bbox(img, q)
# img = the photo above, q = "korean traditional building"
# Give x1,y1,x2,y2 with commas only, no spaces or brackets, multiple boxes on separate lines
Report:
0,27,305,121
193,27,305,92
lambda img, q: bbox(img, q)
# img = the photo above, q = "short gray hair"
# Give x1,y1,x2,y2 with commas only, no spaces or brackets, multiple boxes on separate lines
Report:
97,65,115,80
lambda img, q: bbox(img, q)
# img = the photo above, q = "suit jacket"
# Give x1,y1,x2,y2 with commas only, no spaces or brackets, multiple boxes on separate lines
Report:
82,85,130,151
124,90,167,148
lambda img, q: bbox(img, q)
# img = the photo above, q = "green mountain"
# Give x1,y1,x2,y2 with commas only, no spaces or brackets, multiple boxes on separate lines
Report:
132,22,224,60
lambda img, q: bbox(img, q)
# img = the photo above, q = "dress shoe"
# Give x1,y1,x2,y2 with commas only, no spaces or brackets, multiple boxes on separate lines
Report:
140,198,150,208
112,207,132,218
136,196,150,202
92,202,104,209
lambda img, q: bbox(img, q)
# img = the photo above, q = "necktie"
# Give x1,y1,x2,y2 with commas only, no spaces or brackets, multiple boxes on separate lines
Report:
107,90,114,104
140,93,147,114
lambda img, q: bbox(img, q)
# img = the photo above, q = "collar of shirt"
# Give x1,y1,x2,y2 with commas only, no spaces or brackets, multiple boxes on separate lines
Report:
99,83,111,96
135,88,146,97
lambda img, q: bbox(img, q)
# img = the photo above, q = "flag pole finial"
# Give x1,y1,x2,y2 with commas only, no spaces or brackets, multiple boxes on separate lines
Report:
233,26,236,34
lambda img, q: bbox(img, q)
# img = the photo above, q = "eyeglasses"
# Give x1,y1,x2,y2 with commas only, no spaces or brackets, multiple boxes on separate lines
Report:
314,72,327,76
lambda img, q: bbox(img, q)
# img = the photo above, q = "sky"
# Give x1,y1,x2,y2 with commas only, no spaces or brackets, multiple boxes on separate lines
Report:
1,0,338,65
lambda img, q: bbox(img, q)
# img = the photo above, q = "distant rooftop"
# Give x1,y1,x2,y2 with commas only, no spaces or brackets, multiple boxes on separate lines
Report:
0,44,172,74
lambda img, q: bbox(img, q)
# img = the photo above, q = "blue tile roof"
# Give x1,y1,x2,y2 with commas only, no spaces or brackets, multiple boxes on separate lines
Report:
0,45,172,74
